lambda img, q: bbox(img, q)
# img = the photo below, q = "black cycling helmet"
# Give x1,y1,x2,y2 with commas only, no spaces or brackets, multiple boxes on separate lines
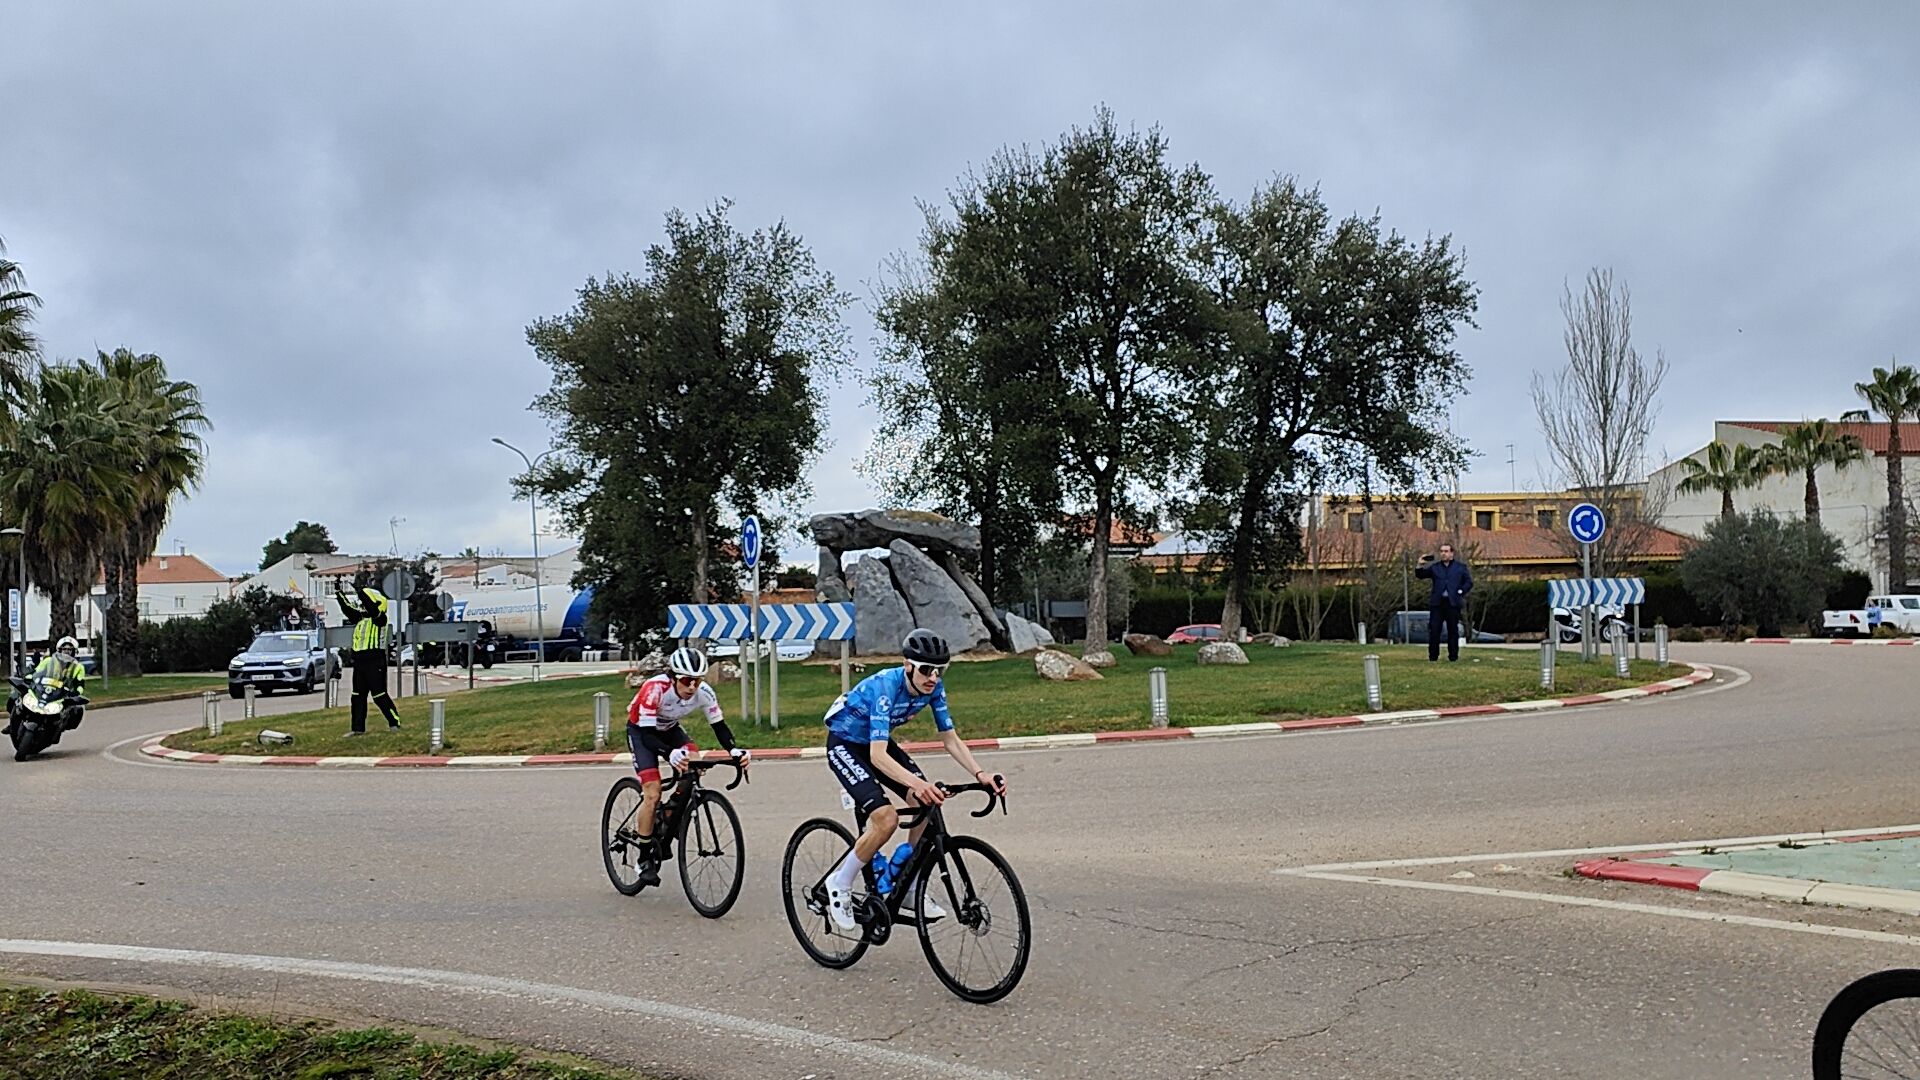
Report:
902,628,951,665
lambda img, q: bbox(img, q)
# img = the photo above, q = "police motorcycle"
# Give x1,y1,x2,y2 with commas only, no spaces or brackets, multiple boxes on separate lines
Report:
7,643,89,762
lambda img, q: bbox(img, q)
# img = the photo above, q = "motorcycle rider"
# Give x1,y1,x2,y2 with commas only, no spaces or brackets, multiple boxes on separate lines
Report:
6,636,87,735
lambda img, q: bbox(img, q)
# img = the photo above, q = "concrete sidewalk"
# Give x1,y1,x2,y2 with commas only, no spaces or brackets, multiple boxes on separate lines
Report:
1578,831,1920,916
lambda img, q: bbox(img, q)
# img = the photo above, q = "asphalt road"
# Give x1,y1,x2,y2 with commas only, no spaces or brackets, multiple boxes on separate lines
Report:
2,644,1916,1079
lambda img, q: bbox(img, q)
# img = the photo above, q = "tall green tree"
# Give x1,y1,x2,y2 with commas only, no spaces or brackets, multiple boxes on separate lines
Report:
0,363,137,643
1760,419,1865,528
262,521,338,570
1676,440,1765,521
1844,363,1920,588
1678,512,1843,637
864,157,1064,610
0,236,39,401
97,348,208,675
529,201,849,638
1184,178,1477,637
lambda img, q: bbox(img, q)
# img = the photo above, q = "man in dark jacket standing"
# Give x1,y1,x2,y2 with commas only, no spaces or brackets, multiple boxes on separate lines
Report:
337,583,402,734
1415,543,1473,662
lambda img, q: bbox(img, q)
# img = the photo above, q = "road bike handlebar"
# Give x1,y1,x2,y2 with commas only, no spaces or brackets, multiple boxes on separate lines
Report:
896,778,1006,821
681,756,749,790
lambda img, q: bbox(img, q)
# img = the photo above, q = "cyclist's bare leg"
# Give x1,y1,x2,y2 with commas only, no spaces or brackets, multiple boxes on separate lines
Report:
851,803,898,867
635,777,663,848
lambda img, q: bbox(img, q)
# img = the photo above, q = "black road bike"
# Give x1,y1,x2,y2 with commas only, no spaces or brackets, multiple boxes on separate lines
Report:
1813,969,1920,1079
600,758,747,918
781,779,1030,1004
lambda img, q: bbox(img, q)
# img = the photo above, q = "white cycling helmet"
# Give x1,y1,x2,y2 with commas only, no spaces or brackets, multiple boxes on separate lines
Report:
55,636,79,655
668,647,710,679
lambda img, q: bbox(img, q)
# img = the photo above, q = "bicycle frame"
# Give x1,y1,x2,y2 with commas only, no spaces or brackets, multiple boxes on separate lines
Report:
849,782,1002,926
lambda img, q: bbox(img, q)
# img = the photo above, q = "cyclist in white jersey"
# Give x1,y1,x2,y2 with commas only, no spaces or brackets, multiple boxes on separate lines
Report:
626,646,750,886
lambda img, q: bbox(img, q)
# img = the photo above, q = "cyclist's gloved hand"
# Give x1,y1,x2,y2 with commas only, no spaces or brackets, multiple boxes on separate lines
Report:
729,747,750,764
668,747,692,769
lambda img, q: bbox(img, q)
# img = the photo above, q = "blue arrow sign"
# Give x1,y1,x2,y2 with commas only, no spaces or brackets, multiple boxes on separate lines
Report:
669,604,752,640
755,602,856,641
740,515,761,570
1568,502,1606,545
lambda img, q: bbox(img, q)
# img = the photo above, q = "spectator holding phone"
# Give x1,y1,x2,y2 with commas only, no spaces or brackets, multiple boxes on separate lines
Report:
1415,543,1473,662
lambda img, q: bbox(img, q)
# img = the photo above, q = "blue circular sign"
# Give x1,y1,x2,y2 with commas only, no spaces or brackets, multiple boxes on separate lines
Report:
1568,502,1607,545
740,515,762,570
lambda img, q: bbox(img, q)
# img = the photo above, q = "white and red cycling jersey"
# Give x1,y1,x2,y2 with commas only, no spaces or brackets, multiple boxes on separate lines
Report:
627,673,725,730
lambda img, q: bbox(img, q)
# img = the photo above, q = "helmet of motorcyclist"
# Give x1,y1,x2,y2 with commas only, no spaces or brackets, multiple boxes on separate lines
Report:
55,636,78,658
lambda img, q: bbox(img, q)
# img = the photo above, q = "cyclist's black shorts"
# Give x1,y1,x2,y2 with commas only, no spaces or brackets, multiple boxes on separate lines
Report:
628,723,695,783
826,735,924,817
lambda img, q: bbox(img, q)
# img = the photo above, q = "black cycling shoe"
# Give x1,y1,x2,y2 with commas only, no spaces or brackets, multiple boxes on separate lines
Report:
638,860,662,888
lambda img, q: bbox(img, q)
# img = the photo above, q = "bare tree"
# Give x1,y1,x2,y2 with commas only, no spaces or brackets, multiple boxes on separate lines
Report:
1531,268,1670,573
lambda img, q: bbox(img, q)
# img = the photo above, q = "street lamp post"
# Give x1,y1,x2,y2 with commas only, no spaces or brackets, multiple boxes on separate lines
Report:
492,438,553,683
2,527,23,677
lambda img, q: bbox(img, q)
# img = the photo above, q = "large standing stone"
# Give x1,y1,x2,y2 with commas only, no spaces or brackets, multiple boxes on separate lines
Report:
1197,642,1251,665
810,509,981,557
846,556,917,657
1003,612,1040,654
1034,650,1104,681
817,547,851,603
1123,633,1173,657
1032,620,1057,647
887,541,989,651
939,552,1009,650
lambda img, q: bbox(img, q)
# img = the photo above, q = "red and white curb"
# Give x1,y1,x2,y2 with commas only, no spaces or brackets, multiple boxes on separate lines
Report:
137,663,1715,769
1575,829,1920,917
1743,637,1918,646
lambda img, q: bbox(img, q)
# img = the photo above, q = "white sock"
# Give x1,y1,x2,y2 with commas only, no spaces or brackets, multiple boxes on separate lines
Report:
828,853,863,891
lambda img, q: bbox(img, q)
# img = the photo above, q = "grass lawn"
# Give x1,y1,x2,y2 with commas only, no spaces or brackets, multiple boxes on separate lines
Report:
84,674,228,704
165,644,1682,758
0,985,644,1079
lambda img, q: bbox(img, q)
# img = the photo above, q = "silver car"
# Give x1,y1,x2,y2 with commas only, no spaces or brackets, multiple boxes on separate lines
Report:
227,630,338,698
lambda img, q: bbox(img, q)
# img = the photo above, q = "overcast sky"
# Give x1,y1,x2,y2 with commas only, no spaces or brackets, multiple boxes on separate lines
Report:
6,2,1914,577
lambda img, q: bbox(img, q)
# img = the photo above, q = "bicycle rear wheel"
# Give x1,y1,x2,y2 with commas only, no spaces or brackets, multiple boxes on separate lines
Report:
1813,968,1920,1079
915,834,1030,1004
600,777,648,896
678,789,745,918
782,817,868,969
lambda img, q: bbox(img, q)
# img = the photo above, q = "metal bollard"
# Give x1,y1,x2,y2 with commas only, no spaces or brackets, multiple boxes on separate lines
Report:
243,682,257,720
1148,666,1169,728
593,691,611,750
1655,624,1670,665
1610,623,1629,677
1539,639,1556,690
1363,653,1383,711
203,691,222,737
1357,622,1369,646
429,698,446,753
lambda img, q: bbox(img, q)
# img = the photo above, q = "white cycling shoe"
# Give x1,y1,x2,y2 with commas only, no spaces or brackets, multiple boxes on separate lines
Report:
901,883,946,922
825,880,858,932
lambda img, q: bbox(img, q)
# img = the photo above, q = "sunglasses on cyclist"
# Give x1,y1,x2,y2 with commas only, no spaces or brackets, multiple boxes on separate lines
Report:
909,662,948,680
673,674,703,688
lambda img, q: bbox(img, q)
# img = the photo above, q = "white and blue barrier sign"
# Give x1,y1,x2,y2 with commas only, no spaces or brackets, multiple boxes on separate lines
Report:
758,602,856,642
668,604,753,640
1547,578,1646,608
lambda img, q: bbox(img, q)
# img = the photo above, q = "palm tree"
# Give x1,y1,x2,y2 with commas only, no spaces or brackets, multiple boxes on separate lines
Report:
1760,419,1866,528
0,236,40,401
0,364,139,643
1844,363,1920,588
96,348,209,675
1677,440,1766,521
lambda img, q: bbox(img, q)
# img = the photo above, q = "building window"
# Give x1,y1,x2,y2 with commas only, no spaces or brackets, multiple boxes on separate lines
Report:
174,596,185,609
1475,509,1496,530
1420,509,1439,531
1536,508,1556,529
1346,512,1366,533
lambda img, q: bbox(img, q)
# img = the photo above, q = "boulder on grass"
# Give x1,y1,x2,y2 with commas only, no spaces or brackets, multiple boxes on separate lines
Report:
1003,612,1041,654
1082,649,1119,669
1197,642,1250,665
1123,633,1173,657
1247,633,1292,648
1035,650,1104,681
940,552,1009,649
817,547,852,603
712,661,743,683
888,540,989,651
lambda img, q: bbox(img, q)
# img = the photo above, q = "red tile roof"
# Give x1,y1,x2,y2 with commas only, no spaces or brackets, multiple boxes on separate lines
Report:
100,553,227,585
1726,420,1920,455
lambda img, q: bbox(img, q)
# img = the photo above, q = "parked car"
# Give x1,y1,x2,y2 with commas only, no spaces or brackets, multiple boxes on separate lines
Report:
1384,610,1505,645
1550,605,1640,644
708,640,815,662
1865,594,1920,634
1166,624,1224,645
228,630,337,698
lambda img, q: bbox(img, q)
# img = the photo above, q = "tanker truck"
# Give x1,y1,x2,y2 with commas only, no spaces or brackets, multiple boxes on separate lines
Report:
442,584,615,664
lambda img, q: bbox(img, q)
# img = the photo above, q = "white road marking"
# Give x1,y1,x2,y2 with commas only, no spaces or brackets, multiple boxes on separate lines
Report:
1277,872,1920,947
0,938,1026,1080
1280,822,1920,874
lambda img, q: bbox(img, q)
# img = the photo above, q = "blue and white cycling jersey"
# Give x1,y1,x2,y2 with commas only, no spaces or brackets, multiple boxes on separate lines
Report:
824,667,953,743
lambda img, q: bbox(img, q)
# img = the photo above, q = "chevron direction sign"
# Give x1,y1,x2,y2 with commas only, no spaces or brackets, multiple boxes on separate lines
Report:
1547,578,1645,608
667,604,752,640
758,602,856,642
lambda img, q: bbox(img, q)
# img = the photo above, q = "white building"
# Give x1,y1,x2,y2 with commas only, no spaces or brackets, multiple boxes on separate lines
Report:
1649,420,1908,588
10,551,231,648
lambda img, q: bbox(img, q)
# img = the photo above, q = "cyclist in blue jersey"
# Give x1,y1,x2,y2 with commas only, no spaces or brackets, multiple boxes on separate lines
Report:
820,627,1006,930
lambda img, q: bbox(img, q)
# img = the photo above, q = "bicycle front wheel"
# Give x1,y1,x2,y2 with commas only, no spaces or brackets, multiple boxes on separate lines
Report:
916,833,1030,1004
1813,968,1920,1079
678,789,745,918
600,777,648,896
782,817,868,970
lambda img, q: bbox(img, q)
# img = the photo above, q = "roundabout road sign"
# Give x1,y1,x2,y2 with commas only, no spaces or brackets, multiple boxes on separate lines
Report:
1569,502,1607,545
741,515,761,571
